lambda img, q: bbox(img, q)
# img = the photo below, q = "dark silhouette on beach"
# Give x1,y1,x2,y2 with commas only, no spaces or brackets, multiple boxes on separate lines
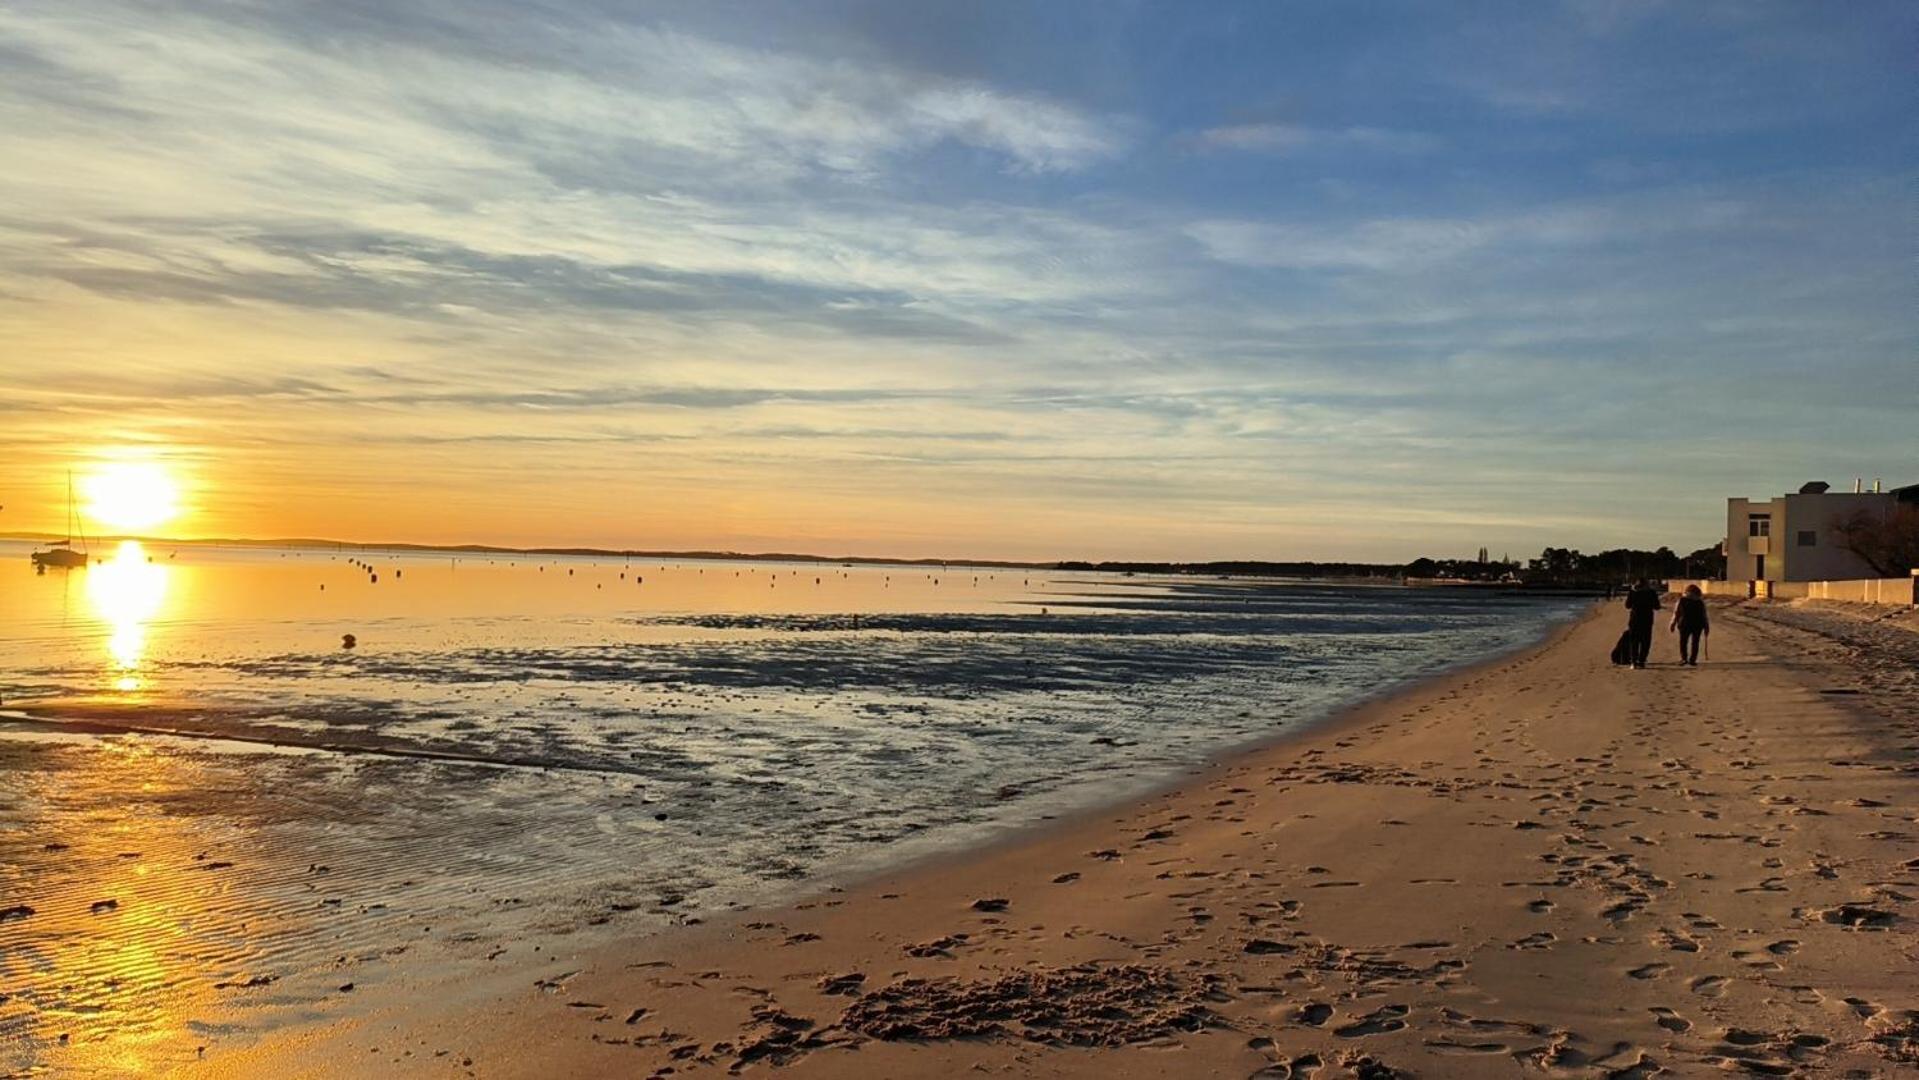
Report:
1623,579,1661,669
1670,584,1709,666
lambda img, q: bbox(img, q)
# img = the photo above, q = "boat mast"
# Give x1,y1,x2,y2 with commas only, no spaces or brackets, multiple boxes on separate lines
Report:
67,470,89,554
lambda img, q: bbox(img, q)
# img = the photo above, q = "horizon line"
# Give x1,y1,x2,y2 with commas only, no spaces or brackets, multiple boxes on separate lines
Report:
0,530,1497,571
0,529,1705,572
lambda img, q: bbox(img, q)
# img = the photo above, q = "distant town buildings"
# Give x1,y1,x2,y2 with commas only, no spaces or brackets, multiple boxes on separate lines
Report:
1723,479,1917,583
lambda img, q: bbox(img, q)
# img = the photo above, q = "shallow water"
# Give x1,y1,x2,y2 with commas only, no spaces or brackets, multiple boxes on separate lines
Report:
0,540,1584,1074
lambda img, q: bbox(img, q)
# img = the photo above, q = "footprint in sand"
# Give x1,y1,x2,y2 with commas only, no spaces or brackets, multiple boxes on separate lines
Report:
1654,929,1700,953
1438,1009,1547,1038
1780,985,1822,1006
1423,1039,1508,1055
1810,902,1895,929
1841,996,1882,1019
1248,1051,1323,1079
1602,899,1643,923
1689,975,1729,998
1294,1002,1333,1027
1333,1004,1409,1038
1603,1052,1665,1080
1527,898,1555,914
1785,1033,1830,1061
1649,1006,1690,1033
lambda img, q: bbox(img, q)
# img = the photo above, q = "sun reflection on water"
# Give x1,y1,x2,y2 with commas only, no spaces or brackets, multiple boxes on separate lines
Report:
0,739,244,1077
85,541,171,692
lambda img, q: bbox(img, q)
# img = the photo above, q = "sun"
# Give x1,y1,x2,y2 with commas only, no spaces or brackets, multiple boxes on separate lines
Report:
82,462,183,532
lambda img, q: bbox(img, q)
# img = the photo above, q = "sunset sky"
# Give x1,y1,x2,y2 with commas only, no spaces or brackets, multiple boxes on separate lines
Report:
2,1,1911,561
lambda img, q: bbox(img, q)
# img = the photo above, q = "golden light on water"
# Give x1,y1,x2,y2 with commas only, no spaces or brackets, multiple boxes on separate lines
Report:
86,540,171,691
0,740,233,1075
81,461,183,532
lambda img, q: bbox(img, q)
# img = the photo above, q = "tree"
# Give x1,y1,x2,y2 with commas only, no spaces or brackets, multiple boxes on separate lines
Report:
1833,506,1919,577
1682,545,1725,580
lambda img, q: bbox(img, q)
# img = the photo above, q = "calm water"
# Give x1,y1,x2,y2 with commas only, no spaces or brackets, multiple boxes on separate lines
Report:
0,539,1584,1075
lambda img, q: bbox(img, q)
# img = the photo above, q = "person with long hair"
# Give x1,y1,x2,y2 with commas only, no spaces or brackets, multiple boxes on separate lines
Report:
1671,584,1710,666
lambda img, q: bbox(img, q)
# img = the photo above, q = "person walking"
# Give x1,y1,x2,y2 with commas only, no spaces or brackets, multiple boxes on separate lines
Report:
1623,578,1661,669
1670,584,1710,666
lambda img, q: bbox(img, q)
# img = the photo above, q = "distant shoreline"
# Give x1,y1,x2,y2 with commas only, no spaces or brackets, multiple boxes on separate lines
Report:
0,533,1639,591
0,532,1051,570
1,531,1414,578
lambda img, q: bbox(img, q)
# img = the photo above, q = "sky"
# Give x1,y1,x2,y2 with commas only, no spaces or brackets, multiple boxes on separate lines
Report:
0,0,1912,561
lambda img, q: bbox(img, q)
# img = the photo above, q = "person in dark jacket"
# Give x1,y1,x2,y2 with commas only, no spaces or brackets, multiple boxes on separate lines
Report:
1623,579,1661,669
1670,584,1710,666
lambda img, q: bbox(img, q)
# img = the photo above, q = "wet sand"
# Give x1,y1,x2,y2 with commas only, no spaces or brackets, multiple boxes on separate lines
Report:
3,562,1582,1077
218,600,1915,1076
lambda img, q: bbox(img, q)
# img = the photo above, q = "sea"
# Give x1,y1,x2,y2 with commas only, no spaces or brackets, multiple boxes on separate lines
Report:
0,538,1586,1074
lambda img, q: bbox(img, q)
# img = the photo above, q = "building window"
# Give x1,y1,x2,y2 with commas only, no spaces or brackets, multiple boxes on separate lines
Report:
1797,530,1817,547
1748,514,1770,538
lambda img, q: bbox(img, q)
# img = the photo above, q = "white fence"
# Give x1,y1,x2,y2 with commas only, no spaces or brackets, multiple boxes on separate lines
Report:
1673,576,1918,606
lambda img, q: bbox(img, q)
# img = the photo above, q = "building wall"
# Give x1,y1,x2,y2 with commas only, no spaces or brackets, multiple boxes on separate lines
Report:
1724,490,1892,582
1777,493,1890,581
1724,498,1772,582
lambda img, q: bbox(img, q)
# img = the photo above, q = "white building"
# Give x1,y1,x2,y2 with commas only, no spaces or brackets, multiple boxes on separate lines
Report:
1724,479,1914,583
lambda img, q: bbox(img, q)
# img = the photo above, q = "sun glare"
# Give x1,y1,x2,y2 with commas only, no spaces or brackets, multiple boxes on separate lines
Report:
87,540,171,691
83,462,182,532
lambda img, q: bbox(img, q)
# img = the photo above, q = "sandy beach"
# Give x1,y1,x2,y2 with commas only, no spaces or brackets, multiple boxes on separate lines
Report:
8,3,1911,1075
210,597,1916,1079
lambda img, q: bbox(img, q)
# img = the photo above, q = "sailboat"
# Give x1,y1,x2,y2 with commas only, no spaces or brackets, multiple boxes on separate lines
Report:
31,472,91,569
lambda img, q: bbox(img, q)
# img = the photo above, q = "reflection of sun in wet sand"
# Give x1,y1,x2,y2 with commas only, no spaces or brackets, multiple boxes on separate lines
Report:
0,742,242,1075
86,541,170,692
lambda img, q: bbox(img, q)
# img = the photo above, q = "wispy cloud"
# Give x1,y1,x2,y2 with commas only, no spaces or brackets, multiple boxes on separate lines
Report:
0,1,1910,559
1184,124,1439,156
1182,185,1787,273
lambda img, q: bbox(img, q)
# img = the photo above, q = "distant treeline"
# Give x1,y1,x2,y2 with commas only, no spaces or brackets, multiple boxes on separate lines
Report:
1055,560,1404,577
1057,545,1726,584
1522,546,1724,584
